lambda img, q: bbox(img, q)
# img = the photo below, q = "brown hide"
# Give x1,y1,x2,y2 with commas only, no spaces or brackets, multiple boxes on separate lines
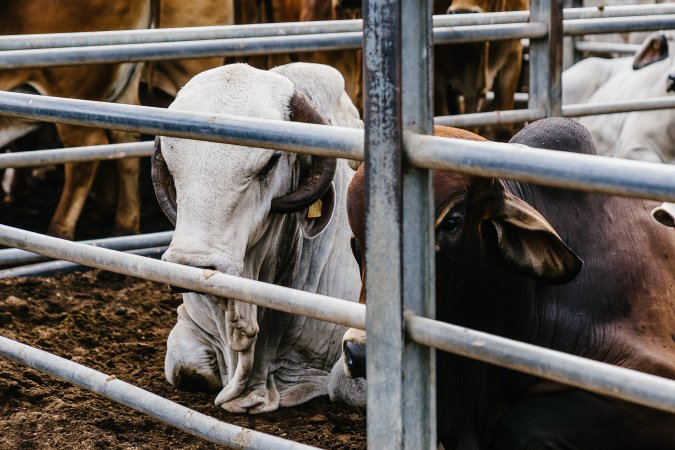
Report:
437,0,528,140
0,1,154,239
144,0,235,98
346,119,675,448
232,0,363,110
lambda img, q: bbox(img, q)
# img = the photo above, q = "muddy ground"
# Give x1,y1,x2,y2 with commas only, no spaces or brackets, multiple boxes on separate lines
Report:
0,157,367,449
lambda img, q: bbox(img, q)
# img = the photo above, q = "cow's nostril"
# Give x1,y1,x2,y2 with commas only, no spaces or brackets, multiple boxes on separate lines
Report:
344,341,366,379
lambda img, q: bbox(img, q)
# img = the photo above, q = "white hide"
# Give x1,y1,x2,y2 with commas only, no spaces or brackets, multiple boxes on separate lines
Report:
563,31,675,229
563,32,675,163
161,63,362,413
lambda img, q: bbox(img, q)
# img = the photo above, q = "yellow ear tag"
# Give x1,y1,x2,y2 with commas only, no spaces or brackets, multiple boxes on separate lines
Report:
307,199,323,219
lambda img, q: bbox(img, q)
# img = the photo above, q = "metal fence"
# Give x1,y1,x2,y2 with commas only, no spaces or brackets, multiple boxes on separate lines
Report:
1,2,675,449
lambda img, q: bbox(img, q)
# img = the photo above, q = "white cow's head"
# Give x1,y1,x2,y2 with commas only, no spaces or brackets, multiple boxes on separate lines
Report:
152,63,362,412
633,30,675,93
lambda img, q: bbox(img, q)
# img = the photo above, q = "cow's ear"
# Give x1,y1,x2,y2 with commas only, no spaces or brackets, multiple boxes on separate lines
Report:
299,181,336,238
488,193,583,284
633,32,669,70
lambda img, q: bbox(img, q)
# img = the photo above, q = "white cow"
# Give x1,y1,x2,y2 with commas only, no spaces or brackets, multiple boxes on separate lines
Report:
563,30,675,228
151,63,364,413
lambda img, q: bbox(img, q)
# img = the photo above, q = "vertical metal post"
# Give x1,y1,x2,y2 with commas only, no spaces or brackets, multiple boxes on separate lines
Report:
401,1,436,449
530,0,564,116
363,0,404,448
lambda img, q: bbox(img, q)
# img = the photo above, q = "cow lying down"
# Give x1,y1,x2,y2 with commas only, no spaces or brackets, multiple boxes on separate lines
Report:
343,119,675,448
151,63,364,412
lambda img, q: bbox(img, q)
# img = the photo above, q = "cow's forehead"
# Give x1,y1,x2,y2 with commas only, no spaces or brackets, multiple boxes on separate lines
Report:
433,172,471,215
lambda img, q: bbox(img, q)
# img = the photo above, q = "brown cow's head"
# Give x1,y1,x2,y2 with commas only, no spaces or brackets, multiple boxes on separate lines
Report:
341,125,582,381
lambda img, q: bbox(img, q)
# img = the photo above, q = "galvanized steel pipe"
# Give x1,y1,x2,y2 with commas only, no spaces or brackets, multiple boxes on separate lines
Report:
564,14,675,35
434,22,547,44
0,225,366,330
405,132,675,203
0,246,168,278
0,231,173,268
0,91,364,160
406,314,675,414
0,141,154,169
563,96,675,117
2,5,675,51
0,33,363,70
574,40,640,54
434,108,546,127
0,335,317,450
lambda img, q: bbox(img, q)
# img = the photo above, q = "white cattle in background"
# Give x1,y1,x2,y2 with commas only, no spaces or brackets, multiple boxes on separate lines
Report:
151,62,365,413
563,30,675,228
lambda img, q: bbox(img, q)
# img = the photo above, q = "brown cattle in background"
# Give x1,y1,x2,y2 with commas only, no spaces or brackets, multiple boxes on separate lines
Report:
436,0,529,140
0,0,155,239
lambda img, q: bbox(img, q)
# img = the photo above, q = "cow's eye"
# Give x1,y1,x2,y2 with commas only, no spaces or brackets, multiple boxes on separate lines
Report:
258,153,282,178
439,212,463,234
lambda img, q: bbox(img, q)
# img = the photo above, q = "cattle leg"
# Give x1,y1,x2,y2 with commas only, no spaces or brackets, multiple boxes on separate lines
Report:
107,129,141,236
489,43,522,142
165,306,223,393
47,126,109,239
489,390,675,450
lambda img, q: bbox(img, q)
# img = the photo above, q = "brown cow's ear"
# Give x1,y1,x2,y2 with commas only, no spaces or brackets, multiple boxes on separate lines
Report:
633,32,669,70
488,193,583,284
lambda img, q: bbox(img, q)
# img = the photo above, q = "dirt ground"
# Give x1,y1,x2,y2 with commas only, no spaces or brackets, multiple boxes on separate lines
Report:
0,156,367,449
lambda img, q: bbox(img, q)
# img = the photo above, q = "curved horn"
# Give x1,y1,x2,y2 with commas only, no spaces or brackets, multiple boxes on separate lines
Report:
151,136,177,226
270,90,337,213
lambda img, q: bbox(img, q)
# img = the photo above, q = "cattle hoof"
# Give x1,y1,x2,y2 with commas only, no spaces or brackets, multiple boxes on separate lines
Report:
343,341,366,379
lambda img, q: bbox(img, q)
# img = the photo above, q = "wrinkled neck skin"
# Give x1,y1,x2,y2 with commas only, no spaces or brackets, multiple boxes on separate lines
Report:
179,160,358,412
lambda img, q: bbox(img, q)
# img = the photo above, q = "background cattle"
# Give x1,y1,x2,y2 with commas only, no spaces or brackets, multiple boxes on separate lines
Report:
435,0,529,140
153,62,364,413
343,119,675,448
0,0,155,239
563,30,675,228
142,0,235,103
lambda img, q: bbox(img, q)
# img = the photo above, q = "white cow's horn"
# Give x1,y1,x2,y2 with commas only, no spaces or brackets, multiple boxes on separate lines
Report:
270,90,337,213
151,136,177,226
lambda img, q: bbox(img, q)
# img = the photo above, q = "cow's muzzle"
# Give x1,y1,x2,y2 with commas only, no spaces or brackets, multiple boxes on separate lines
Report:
667,74,675,93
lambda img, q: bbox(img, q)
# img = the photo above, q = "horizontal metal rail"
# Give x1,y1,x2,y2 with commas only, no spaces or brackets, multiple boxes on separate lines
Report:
405,132,675,203
0,141,153,169
435,94,675,127
563,96,675,117
406,314,675,414
0,23,547,70
434,108,546,127
0,334,316,450
0,231,172,268
564,14,675,35
0,225,366,330
0,92,674,202
0,246,168,278
2,225,675,416
2,5,675,51
433,23,547,44
1,13,672,68
574,40,640,54
0,33,363,70
0,91,363,160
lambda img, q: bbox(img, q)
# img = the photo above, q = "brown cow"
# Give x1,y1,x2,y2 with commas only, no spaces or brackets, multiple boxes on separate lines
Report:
343,118,675,448
143,0,235,101
436,0,528,140
0,1,155,239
